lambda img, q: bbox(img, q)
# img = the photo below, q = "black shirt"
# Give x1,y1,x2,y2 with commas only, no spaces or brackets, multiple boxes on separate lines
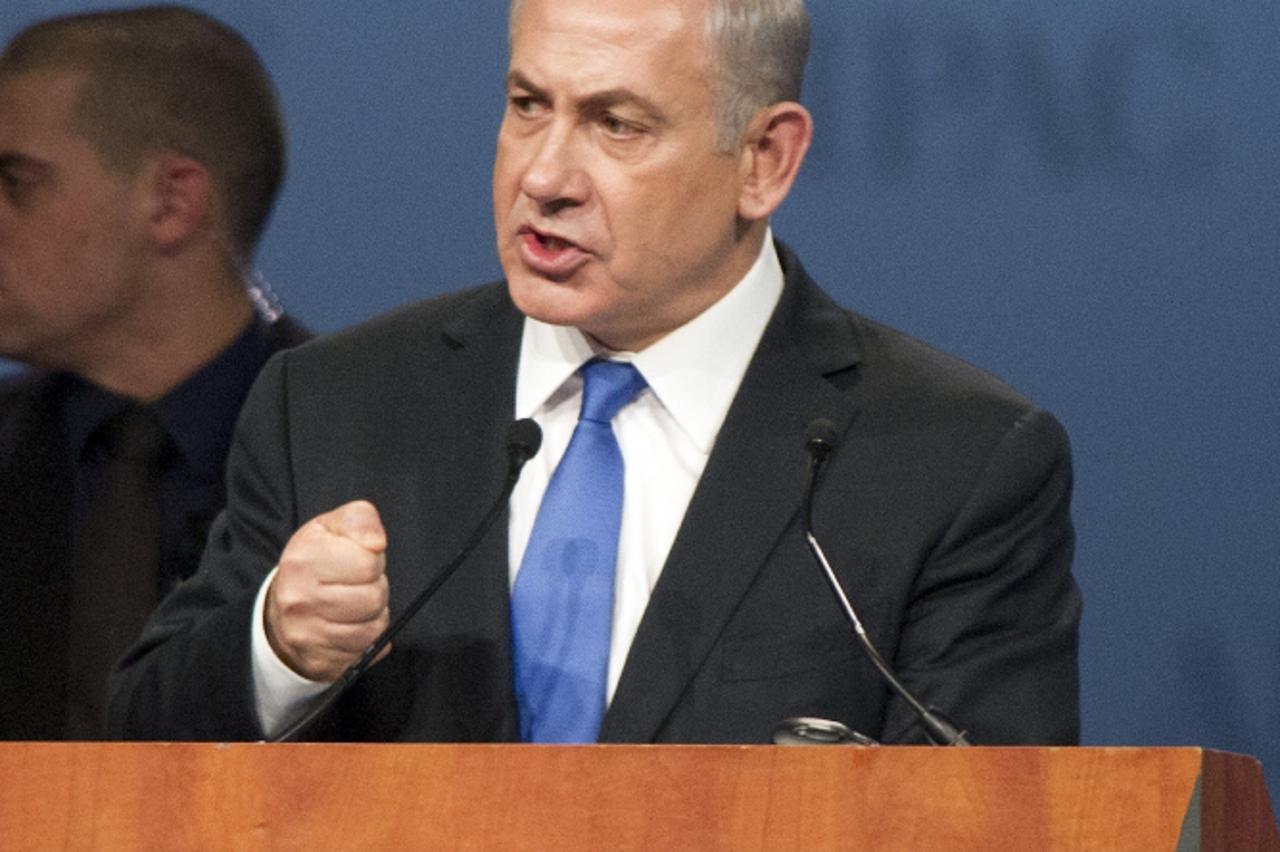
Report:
60,317,277,596
0,313,309,739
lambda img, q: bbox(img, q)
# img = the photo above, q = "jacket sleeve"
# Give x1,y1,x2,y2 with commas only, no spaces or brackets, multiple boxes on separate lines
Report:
881,407,1082,745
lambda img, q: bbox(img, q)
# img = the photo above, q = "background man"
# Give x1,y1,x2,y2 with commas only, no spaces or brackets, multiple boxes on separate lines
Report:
109,0,1080,745
0,6,308,739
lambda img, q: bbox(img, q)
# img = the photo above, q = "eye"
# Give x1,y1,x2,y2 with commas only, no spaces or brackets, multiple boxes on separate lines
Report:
600,113,643,140
508,93,544,118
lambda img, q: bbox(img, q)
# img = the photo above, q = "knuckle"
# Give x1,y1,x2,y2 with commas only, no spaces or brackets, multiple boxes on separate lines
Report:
358,583,388,615
360,549,388,579
270,581,313,617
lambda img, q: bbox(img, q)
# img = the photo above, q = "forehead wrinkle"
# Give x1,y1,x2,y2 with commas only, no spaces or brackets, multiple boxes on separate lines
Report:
510,2,713,123
518,0,691,53
513,0,709,73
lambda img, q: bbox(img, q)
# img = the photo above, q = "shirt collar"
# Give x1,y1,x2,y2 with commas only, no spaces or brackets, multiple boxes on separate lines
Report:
516,229,784,454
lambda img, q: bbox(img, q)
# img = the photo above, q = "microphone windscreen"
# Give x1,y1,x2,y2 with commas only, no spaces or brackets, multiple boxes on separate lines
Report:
804,418,838,458
507,417,543,462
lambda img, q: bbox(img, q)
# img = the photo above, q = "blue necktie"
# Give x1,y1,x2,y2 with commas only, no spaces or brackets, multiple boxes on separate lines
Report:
512,360,647,743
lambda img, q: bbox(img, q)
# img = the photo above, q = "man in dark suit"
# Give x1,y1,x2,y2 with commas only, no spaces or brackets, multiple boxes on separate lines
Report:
0,7,308,739
109,0,1080,745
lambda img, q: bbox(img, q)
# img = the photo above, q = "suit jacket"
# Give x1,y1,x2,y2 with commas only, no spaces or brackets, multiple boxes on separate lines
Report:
0,315,310,739
108,246,1080,744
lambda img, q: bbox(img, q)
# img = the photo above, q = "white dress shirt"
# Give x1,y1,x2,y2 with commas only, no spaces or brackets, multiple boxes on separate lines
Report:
251,231,784,736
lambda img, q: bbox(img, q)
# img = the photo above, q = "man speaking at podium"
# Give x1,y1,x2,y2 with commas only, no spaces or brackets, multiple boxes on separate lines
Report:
109,0,1081,745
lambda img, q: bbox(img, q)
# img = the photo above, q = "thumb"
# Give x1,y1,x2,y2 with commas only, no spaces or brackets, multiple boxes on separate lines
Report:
319,500,387,552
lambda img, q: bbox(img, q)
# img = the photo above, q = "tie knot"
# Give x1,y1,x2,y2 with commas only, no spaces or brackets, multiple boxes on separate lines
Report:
98,405,171,467
579,360,646,424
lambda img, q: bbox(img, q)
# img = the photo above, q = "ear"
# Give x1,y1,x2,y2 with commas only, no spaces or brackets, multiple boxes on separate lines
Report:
141,155,213,252
736,101,813,221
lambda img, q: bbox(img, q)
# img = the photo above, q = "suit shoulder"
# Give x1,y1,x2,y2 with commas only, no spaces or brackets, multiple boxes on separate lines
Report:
273,281,516,370
265,315,314,351
776,245,1050,431
843,311,1065,450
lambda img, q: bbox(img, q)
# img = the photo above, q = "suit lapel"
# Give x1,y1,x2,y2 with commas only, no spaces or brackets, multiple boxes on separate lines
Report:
425,285,525,537
406,286,526,739
601,246,863,742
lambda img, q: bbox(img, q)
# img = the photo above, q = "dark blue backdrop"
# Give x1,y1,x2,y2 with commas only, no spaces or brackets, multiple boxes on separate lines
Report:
4,1,1277,811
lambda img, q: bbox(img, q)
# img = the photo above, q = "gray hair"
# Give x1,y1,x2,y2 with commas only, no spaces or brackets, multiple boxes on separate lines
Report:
508,0,810,151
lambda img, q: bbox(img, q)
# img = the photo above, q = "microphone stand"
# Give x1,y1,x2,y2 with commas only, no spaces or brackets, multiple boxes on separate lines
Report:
799,419,971,747
269,419,542,743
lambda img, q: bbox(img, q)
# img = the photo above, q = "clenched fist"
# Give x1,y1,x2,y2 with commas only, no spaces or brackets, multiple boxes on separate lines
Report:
265,500,391,682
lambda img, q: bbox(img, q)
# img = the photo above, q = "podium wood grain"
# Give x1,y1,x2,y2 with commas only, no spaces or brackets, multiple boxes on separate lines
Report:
0,744,1275,850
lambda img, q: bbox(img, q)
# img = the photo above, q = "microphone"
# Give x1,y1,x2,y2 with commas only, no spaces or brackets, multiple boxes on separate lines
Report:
798,418,971,747
270,418,543,742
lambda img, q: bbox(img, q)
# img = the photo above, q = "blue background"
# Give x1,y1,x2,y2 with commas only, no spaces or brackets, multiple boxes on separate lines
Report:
4,0,1277,813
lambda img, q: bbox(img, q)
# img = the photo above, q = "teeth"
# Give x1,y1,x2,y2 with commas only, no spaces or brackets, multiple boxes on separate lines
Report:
544,236,567,251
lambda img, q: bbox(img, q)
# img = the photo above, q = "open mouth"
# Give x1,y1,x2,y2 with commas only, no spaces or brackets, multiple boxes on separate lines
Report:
516,226,593,277
523,227,581,254
535,232,574,252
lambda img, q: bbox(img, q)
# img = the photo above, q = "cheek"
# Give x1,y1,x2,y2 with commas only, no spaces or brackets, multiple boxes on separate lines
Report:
5,228,64,285
45,221,127,302
491,154,510,213
492,137,525,210
606,166,737,264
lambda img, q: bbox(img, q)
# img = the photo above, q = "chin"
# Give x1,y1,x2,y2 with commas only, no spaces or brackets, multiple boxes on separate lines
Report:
506,269,595,328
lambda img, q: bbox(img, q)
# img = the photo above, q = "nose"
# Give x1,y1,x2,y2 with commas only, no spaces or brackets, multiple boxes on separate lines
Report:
519,122,590,215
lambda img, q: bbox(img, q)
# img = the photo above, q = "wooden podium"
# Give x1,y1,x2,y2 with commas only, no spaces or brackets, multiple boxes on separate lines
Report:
1,744,1275,850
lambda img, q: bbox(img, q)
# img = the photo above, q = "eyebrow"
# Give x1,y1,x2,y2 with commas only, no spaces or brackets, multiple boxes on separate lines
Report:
506,71,669,126
0,151,51,176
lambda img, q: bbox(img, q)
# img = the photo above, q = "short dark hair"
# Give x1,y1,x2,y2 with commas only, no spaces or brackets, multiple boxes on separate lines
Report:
0,5,286,263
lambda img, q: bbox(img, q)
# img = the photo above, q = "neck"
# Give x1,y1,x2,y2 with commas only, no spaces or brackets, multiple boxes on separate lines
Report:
77,271,258,402
593,220,770,353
